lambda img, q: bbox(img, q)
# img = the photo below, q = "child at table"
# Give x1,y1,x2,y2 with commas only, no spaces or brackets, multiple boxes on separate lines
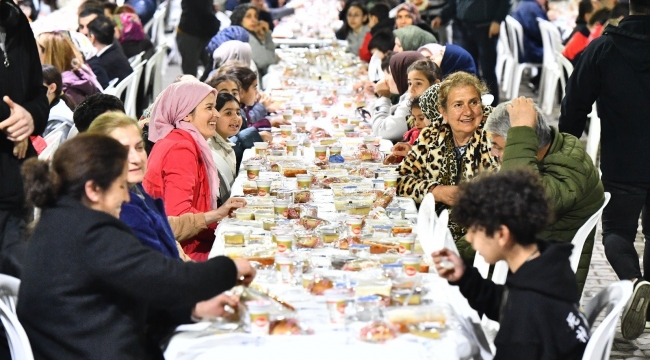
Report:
383,97,429,165
433,170,590,360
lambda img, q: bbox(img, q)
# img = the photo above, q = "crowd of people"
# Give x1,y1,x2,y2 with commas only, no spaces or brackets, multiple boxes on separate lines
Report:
0,0,649,358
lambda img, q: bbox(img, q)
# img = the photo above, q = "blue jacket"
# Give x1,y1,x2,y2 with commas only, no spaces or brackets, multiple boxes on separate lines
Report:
511,0,548,63
120,184,180,259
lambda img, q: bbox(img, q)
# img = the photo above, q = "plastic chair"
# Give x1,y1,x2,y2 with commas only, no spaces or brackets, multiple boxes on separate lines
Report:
150,1,168,47
104,62,146,118
585,102,600,165
504,15,543,100
143,44,169,103
496,21,514,93
581,281,633,360
474,252,509,345
537,18,565,115
128,51,145,67
0,298,33,360
569,193,611,273
0,274,19,315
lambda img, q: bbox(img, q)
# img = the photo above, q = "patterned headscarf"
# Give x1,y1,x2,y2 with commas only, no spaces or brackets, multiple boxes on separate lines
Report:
206,25,251,54
395,3,422,24
113,13,146,42
393,25,437,52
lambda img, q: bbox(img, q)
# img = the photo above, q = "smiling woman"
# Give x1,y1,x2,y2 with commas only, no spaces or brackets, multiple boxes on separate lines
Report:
396,72,499,242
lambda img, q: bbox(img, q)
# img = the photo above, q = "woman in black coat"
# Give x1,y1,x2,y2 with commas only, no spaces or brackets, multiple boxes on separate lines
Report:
17,134,255,360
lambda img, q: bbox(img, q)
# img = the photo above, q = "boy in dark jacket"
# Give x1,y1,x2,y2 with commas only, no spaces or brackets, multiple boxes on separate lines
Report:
434,169,589,360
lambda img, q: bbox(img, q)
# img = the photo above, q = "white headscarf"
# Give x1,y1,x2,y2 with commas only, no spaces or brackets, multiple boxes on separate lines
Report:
212,40,252,69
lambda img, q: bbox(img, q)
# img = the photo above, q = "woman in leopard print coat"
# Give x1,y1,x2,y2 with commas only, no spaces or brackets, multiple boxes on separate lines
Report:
396,72,499,240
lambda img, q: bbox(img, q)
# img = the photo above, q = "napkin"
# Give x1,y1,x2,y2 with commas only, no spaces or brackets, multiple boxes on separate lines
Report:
417,193,437,264
434,210,460,256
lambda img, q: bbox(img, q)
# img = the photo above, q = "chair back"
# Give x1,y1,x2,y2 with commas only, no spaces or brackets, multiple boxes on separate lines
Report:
128,51,145,67
124,62,146,118
505,15,524,62
144,44,169,102
0,274,19,314
582,281,633,360
570,192,611,272
585,102,601,165
150,1,168,46
0,301,33,360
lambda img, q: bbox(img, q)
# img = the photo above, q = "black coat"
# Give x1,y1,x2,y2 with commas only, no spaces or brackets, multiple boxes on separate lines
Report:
450,241,589,360
0,0,49,211
559,16,650,184
178,0,220,40
87,44,134,88
17,197,238,360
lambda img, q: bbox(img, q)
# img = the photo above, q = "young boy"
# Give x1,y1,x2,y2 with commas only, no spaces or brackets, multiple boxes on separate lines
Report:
359,3,394,62
434,169,590,360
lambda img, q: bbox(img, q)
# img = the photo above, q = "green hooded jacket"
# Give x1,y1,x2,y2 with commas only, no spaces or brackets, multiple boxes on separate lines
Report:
456,126,604,294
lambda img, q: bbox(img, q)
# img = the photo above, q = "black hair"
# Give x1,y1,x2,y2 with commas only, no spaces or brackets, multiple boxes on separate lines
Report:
588,8,611,26
411,96,420,109
380,51,394,72
206,74,242,91
230,4,257,28
78,2,104,18
630,0,650,14
42,64,77,111
407,58,442,85
87,14,115,45
368,3,390,21
225,66,257,91
73,93,125,132
335,2,368,40
216,92,241,111
451,169,550,245
577,0,594,22
22,134,128,208
611,2,630,18
368,28,395,54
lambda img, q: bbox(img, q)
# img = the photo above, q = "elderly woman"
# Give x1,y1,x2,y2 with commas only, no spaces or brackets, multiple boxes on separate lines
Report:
483,97,604,294
144,82,245,261
397,71,499,241
393,25,437,52
372,52,441,142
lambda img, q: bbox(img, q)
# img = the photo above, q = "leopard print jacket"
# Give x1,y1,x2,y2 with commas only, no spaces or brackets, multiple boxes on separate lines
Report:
397,84,500,240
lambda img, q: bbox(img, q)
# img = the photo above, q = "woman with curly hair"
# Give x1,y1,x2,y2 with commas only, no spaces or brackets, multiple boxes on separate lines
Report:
396,71,498,240
434,169,589,360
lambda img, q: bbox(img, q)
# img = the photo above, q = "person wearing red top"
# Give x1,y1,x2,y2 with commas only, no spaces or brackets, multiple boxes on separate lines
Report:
359,3,394,62
144,81,244,261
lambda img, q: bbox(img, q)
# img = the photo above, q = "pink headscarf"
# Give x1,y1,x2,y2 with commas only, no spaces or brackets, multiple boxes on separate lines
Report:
149,82,220,209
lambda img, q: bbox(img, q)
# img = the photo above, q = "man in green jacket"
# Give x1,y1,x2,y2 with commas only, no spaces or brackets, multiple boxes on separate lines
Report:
456,97,604,294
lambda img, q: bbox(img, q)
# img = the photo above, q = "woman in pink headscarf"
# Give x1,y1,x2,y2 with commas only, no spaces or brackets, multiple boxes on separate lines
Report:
144,82,246,261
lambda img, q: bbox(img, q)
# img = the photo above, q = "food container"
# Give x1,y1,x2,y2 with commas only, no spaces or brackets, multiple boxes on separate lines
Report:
314,145,327,161
280,125,292,138
273,199,290,218
303,103,313,113
301,204,318,218
392,220,413,236
296,174,312,189
329,146,342,156
282,110,293,121
256,180,272,197
338,116,349,125
295,230,320,249
320,138,337,146
382,263,403,278
246,164,261,180
324,289,353,325
397,234,416,254
255,209,274,221
318,225,341,244
346,217,363,236
384,305,451,337
359,320,398,343
286,139,300,155
262,219,276,231
282,167,308,177
234,208,255,221
294,121,307,133
242,181,258,196
223,230,247,247
383,173,398,189
254,142,268,155
343,124,356,134
275,233,294,253
354,295,382,322
246,300,272,335
276,189,294,202
275,254,294,284
349,244,370,258
349,117,361,126
386,207,406,220
401,255,421,276
347,203,371,216
293,190,311,204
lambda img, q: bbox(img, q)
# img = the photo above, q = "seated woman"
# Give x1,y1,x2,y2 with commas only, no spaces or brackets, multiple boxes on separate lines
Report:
393,3,437,36
418,43,477,78
434,169,589,360
37,31,102,106
334,2,370,56
372,52,440,142
211,40,257,79
41,65,77,142
209,93,243,203
112,10,154,59
206,25,250,59
144,82,245,261
397,72,499,241
18,134,256,359
230,4,277,77
393,25,437,52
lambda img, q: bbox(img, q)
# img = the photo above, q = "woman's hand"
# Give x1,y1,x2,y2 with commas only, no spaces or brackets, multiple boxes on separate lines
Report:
208,197,246,224
432,185,458,206
192,293,240,320
432,248,466,282
391,142,412,157
234,258,256,286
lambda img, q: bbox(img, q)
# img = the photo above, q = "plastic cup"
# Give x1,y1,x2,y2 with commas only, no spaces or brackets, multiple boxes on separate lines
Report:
234,208,255,221
304,103,313,113
286,140,300,155
338,116,349,125
246,300,271,335
343,100,353,109
280,124,292,138
275,233,294,254
296,174,312,189
402,255,421,276
346,217,363,236
314,145,327,161
256,179,272,197
343,124,356,134
254,142,268,155
397,234,415,254
275,254,294,283
363,136,375,145
282,110,293,121
273,199,290,218
329,146,342,156
383,173,398,189
246,164,260,180
324,289,353,325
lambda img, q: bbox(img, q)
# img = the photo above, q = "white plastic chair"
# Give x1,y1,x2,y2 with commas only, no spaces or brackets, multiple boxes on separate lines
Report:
505,15,543,100
143,44,169,103
150,1,168,47
585,103,600,165
0,274,20,314
581,281,633,360
0,300,33,360
569,192,611,273
496,21,514,93
104,62,146,117
128,51,145,67
537,18,565,115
